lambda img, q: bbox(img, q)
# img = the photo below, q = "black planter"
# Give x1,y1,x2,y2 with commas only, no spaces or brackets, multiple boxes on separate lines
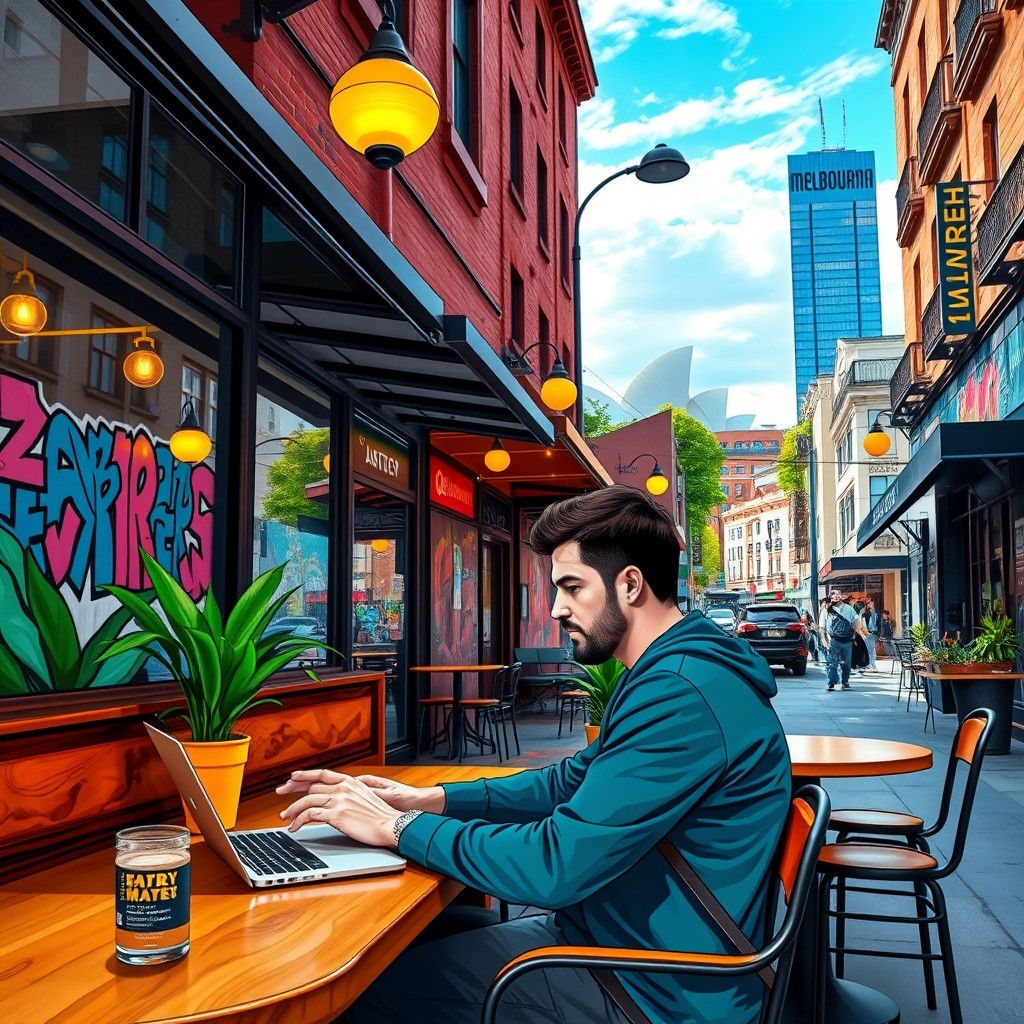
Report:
924,677,956,715
950,677,1016,755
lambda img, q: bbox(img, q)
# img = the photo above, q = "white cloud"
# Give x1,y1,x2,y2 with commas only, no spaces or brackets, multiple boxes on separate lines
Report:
636,91,662,107
580,52,884,152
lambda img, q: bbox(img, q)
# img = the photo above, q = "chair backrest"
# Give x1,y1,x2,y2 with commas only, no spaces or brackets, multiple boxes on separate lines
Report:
501,662,523,702
929,708,995,875
892,637,915,667
489,667,508,701
759,784,831,1024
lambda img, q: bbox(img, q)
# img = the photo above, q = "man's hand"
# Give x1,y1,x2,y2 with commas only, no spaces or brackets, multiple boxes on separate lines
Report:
357,775,447,814
276,770,402,847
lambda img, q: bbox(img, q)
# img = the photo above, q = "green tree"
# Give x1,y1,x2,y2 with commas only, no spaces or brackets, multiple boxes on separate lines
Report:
666,407,725,534
778,420,812,494
262,428,330,527
583,397,631,439
693,523,721,592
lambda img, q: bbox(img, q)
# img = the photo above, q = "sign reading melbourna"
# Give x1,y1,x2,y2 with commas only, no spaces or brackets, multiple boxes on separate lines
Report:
429,455,475,519
935,182,977,335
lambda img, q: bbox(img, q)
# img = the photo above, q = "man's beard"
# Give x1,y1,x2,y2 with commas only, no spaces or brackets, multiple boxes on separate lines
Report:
566,597,627,664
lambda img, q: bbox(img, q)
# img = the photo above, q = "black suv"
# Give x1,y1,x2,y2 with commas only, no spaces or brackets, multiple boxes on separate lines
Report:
735,603,807,675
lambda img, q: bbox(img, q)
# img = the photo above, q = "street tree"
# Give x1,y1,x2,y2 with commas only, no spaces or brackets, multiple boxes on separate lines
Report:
778,420,812,494
666,407,725,533
262,428,330,527
583,397,630,439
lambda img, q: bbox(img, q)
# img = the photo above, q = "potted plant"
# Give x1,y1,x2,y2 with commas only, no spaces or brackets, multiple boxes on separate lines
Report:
100,549,331,831
926,632,972,674
570,658,626,745
966,614,1020,672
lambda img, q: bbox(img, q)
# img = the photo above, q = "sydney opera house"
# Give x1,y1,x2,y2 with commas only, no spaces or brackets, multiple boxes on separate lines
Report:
584,346,756,431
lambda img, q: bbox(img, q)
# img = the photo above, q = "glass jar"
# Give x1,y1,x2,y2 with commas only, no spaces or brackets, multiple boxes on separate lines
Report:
114,824,191,965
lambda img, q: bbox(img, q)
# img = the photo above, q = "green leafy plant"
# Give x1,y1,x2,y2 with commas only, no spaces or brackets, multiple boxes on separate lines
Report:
100,550,336,742
569,658,626,726
908,622,932,659
922,632,970,666
967,614,1021,664
0,525,152,694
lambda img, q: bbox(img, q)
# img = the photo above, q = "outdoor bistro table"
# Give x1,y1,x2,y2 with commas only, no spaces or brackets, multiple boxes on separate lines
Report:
917,669,1024,754
409,664,505,760
785,734,934,1024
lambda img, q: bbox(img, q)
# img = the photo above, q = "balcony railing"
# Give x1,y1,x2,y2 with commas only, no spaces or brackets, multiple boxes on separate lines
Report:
921,286,966,361
953,0,1002,101
834,357,900,411
975,141,1024,286
918,57,960,185
896,156,924,246
890,342,930,427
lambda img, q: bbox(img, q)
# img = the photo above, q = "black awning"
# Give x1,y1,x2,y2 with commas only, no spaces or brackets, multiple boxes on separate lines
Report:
819,555,908,581
856,420,1024,547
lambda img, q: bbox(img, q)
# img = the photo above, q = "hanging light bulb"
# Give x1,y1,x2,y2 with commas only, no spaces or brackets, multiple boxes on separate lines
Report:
169,400,212,464
329,2,439,169
539,357,578,413
483,437,511,472
122,331,164,388
863,420,892,458
370,538,390,553
0,255,48,336
323,452,331,474
645,462,669,496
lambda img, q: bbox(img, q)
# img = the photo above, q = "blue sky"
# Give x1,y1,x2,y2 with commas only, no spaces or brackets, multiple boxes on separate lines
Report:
575,0,903,428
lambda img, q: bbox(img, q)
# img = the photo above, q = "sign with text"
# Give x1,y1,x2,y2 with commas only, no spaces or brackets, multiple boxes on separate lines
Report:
429,455,475,519
935,182,977,335
352,422,410,490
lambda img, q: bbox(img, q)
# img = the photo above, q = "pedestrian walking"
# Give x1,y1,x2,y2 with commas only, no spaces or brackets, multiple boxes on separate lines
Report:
861,599,880,672
820,593,857,690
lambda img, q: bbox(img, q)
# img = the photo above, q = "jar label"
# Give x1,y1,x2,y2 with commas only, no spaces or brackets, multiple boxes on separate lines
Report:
115,862,191,934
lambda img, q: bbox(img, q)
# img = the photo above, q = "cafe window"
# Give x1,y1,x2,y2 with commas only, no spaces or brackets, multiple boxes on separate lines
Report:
0,226,219,698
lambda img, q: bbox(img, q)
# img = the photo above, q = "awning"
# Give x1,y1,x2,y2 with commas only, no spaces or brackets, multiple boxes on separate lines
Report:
819,556,909,582
431,415,613,498
856,420,1024,548
135,2,555,445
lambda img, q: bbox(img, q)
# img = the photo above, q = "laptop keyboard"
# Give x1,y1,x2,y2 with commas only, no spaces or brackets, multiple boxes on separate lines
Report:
229,830,330,876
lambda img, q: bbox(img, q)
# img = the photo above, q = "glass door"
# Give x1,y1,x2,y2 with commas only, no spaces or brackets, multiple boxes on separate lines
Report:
354,486,408,747
480,540,509,667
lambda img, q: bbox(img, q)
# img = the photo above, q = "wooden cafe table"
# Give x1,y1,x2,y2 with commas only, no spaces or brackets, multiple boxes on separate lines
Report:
0,765,519,1024
410,663,505,760
785,733,934,1024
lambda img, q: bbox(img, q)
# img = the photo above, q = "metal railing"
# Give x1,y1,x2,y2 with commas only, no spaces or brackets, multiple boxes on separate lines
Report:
834,358,900,411
917,57,955,163
890,342,929,426
954,0,997,66
896,157,916,225
922,287,944,360
975,141,1024,283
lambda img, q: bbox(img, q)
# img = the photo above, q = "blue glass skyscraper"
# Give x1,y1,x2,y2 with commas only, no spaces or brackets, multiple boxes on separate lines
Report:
788,149,882,408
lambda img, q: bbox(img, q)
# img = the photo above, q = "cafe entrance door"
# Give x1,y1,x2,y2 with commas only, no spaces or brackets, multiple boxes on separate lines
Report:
480,539,509,669
354,487,409,749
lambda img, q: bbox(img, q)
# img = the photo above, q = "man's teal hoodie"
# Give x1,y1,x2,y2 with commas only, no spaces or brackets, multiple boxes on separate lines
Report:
398,614,792,1023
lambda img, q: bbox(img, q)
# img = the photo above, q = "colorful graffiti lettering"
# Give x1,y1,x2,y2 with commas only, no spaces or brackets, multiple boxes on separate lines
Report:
0,370,213,598
957,359,1000,423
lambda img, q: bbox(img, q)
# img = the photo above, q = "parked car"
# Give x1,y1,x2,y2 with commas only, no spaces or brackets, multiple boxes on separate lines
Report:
735,603,807,675
268,616,326,640
705,607,737,635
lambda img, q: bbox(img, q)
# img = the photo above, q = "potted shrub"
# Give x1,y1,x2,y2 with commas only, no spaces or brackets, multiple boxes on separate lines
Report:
966,614,1020,672
927,632,972,674
570,658,626,745
100,550,332,831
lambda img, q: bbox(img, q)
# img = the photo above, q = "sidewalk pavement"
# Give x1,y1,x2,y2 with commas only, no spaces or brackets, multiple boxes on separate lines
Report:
412,658,1024,1023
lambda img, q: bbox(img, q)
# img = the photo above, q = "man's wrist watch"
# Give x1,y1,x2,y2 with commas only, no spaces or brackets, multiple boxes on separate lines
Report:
392,809,424,846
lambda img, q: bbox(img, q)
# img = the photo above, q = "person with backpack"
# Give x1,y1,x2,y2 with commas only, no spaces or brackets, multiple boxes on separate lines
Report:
820,593,858,691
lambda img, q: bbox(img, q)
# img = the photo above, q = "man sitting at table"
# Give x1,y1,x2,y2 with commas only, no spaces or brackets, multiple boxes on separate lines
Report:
278,485,792,1024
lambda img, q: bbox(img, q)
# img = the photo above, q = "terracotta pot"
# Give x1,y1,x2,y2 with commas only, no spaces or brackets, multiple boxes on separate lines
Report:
180,734,251,834
584,724,601,746
963,660,1014,673
935,663,976,675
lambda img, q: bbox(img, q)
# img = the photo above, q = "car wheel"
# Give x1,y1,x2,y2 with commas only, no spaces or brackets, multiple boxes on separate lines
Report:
789,660,807,677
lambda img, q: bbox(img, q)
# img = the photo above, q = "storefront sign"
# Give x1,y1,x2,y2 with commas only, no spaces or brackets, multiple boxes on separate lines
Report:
352,422,409,490
430,455,475,518
935,182,977,335
480,491,511,534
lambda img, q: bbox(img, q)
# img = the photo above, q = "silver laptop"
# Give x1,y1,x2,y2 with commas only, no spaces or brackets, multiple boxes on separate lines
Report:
145,723,406,888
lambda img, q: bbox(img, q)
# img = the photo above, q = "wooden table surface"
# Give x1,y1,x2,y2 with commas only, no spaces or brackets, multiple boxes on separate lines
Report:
0,767,513,1024
786,733,933,778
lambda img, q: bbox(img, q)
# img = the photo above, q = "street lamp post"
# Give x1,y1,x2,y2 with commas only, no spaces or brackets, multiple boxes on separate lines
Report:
571,143,690,426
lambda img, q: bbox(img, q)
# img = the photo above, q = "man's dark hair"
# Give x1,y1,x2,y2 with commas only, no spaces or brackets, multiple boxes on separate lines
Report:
529,485,682,603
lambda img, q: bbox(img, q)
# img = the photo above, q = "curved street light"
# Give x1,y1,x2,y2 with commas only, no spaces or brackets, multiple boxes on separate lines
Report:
501,340,578,413
616,452,669,496
572,143,690,424
863,411,905,458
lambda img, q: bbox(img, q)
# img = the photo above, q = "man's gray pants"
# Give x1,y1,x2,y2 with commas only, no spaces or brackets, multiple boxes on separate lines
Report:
342,906,632,1023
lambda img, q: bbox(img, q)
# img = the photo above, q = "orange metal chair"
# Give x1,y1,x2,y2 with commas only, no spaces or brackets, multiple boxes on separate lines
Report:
815,709,995,1024
481,785,831,1024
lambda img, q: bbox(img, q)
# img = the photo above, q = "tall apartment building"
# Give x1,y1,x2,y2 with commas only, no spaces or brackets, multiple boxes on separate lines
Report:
721,469,793,600
788,149,883,408
871,1,1024,743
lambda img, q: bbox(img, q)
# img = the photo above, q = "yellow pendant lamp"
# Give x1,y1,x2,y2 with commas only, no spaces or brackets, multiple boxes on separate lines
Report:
483,438,511,472
0,254,47,336
539,357,578,413
329,2,439,169
370,538,390,553
645,462,669,496
169,400,212,464
323,453,331,474
122,331,164,388
863,420,892,458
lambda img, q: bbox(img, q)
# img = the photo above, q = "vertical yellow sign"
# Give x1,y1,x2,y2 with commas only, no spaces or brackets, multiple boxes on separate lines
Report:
935,183,977,335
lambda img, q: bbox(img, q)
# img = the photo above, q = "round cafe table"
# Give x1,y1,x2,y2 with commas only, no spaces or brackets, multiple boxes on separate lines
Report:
410,665,505,761
784,734,934,1024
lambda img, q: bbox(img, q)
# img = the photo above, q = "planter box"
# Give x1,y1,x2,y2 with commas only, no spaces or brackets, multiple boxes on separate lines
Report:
924,677,956,714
